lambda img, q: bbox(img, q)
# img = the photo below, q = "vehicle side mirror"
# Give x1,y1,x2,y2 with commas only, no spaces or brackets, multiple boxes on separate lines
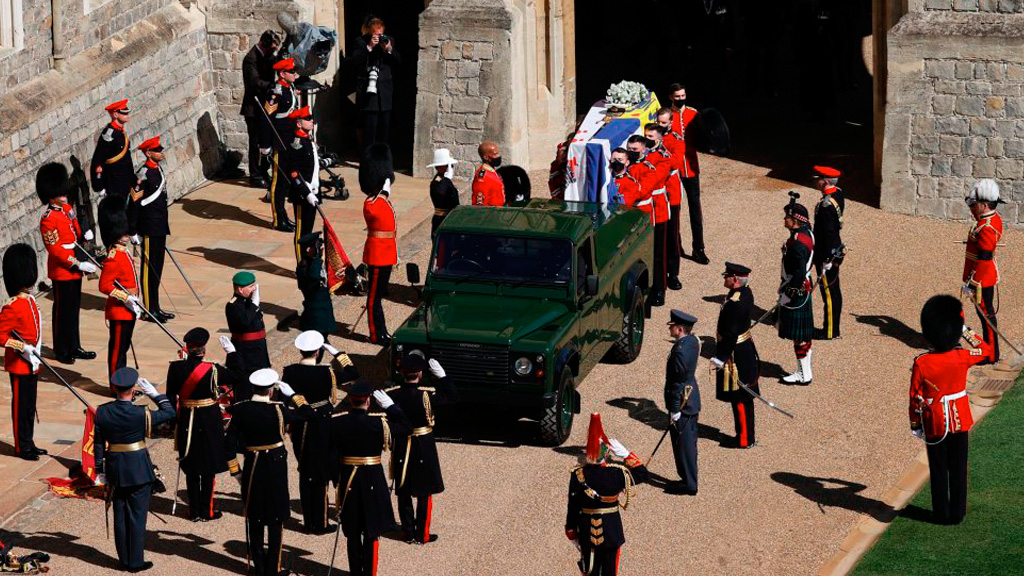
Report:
584,275,599,297
407,263,421,285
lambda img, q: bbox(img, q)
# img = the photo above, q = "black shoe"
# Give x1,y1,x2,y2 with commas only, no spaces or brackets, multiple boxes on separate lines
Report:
31,447,48,456
416,534,439,545
692,250,709,265
249,177,268,189
127,561,154,573
650,292,665,307
72,347,97,360
373,334,392,347
156,311,175,322
664,481,697,496
55,353,75,365
308,523,335,535
17,451,39,461
274,223,296,233
668,277,682,291
400,530,416,543
260,194,271,203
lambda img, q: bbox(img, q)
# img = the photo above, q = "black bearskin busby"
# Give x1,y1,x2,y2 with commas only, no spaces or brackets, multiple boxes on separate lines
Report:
35,162,70,205
920,294,963,353
97,197,129,248
2,243,38,297
497,165,531,207
359,143,395,195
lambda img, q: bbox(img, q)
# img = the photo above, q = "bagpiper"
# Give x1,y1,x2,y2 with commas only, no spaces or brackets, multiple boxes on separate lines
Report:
471,141,505,206
97,197,142,385
388,353,458,544
128,136,174,323
282,331,359,534
286,106,320,263
0,244,45,460
910,295,994,524
261,58,300,232
961,179,1004,363
427,148,460,239
296,232,338,339
90,99,136,202
361,144,398,346
812,166,845,340
225,271,271,400
94,367,176,572
711,263,760,448
565,413,648,576
38,162,97,364
779,199,815,385
225,369,312,576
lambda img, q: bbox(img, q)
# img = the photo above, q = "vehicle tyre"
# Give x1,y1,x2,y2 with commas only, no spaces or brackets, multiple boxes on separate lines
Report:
540,369,574,446
606,288,645,364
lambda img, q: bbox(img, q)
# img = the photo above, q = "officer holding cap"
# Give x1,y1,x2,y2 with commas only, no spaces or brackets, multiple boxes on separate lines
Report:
665,309,701,495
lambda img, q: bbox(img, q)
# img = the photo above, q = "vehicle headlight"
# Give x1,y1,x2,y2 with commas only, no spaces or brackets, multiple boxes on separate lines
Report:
395,344,404,353
514,357,533,376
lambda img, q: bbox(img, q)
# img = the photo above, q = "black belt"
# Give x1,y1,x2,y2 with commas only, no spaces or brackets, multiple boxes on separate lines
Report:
976,250,994,261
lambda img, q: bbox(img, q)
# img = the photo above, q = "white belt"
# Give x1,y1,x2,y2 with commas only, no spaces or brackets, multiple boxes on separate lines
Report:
670,169,679,175
939,390,967,435
636,199,652,206
61,243,76,250
652,188,666,196
939,390,967,404
140,186,164,207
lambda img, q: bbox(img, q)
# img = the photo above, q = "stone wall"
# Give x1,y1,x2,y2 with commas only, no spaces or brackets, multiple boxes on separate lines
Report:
921,0,1023,12
881,8,1024,226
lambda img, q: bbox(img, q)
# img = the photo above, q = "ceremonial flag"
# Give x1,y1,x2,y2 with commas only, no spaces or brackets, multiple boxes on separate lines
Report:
42,407,105,500
81,406,98,482
321,210,354,294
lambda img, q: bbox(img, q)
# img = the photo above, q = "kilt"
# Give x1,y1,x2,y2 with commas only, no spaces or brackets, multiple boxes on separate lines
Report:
778,293,814,341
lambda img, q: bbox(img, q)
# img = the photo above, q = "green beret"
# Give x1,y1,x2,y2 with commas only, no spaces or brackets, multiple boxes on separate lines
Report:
232,271,256,286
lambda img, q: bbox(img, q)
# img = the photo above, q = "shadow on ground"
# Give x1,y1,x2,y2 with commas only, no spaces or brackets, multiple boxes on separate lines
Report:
771,471,896,522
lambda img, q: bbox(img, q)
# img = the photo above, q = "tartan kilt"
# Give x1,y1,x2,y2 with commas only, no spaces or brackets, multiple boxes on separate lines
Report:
778,293,814,341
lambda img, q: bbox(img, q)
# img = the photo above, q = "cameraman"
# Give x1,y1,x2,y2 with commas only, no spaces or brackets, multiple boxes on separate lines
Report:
351,16,400,148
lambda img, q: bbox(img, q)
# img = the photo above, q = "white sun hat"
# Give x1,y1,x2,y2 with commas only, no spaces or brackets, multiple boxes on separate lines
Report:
427,148,458,167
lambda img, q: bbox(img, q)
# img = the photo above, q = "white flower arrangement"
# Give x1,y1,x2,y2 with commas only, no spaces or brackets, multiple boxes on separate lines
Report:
605,81,650,110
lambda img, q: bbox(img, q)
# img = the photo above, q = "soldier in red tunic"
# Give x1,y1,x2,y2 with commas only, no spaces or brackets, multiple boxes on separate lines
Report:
961,179,1003,363
607,148,642,209
645,124,676,292
361,144,398,346
626,135,668,307
37,163,97,364
656,108,686,290
668,83,708,265
0,244,46,460
471,141,505,206
97,198,143,388
910,295,994,524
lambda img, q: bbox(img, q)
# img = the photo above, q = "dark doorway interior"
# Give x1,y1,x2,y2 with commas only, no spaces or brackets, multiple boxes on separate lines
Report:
575,0,877,205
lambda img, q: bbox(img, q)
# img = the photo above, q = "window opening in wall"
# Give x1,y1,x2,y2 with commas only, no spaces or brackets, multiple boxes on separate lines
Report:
0,0,23,51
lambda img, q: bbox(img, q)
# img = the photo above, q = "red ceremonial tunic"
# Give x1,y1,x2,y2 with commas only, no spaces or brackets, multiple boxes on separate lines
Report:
471,164,505,206
645,145,673,222
0,294,42,375
628,160,669,224
671,107,700,178
99,244,139,321
662,132,685,206
39,202,83,282
909,339,993,440
962,211,1002,288
363,193,398,266
613,171,643,208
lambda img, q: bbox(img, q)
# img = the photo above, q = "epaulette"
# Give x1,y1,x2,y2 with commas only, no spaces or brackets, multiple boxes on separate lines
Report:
101,127,114,142
229,296,238,304
3,297,16,307
570,464,584,474
369,411,388,418
106,247,118,259
416,386,436,393
729,292,741,302
383,385,400,393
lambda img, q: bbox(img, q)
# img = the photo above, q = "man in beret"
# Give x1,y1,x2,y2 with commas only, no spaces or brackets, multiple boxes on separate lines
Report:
91,99,136,202
261,58,300,232
711,263,760,448
225,271,270,400
129,136,174,324
779,199,815,385
812,166,845,340
665,310,701,494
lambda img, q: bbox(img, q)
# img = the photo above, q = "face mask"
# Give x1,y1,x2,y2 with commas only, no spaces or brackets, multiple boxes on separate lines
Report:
645,138,657,149
674,99,686,109
488,156,503,168
626,150,641,163
610,160,625,173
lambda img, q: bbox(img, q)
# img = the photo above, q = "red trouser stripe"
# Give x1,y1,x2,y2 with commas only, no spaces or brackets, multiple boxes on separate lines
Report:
737,402,748,447
110,323,122,382
422,495,433,541
615,547,622,575
11,375,20,453
371,538,379,576
210,477,216,517
367,269,379,341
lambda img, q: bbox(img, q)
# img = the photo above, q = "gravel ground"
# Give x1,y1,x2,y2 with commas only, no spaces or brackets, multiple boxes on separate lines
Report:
6,151,1021,576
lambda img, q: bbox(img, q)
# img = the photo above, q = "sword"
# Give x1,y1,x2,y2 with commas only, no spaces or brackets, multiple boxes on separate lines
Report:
647,385,692,466
737,381,795,419
114,279,185,349
129,342,139,369
753,245,840,331
133,243,179,316
164,246,203,305
970,299,1022,356
171,466,182,515
11,331,93,410
73,241,103,270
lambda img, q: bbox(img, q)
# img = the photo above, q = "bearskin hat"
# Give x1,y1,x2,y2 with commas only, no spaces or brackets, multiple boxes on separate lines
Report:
3,243,38,297
497,165,531,207
97,197,129,248
920,294,963,352
35,162,69,204
359,143,395,195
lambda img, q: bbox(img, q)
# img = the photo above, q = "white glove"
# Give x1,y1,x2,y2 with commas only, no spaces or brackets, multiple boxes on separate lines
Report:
961,283,974,298
220,335,236,354
823,262,833,271
260,147,271,156
251,284,260,307
130,235,141,246
126,295,143,318
276,381,295,397
428,358,446,379
84,230,94,242
94,473,107,487
670,412,681,423
607,438,630,459
306,191,320,207
78,261,98,274
911,428,925,440
137,377,159,399
21,344,38,360
96,189,107,200
372,390,394,409
710,357,725,370
323,343,340,357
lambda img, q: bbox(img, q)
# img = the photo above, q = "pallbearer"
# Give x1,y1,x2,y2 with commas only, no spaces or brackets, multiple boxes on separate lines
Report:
711,263,760,448
98,197,142,385
128,136,174,323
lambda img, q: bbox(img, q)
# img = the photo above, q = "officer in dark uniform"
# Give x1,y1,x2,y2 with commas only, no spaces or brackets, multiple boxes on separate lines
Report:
331,382,410,576
128,136,173,323
225,369,312,576
94,367,176,572
565,413,648,576
388,353,458,544
225,271,271,401
166,327,243,521
261,58,300,232
296,232,338,339
286,106,320,263
665,309,701,495
90,99,136,202
779,200,816,385
812,166,844,340
426,149,459,240
282,331,359,534
711,263,760,448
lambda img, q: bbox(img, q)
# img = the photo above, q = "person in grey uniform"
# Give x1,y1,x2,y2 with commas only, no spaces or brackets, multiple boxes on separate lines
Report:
665,309,701,495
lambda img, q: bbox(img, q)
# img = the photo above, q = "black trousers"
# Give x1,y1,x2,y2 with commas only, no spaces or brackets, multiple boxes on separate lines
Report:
112,482,152,570
670,415,698,493
815,262,842,339
397,493,433,541
362,110,392,148
653,223,667,298
107,319,136,384
245,115,269,183
292,202,317,263
268,150,290,228
667,205,682,279
976,286,998,362
298,475,330,531
731,395,756,447
52,278,82,358
346,532,380,576
247,519,284,576
186,473,216,520
140,235,166,314
578,545,620,576
681,176,705,252
9,373,38,454
366,265,392,343
926,431,969,524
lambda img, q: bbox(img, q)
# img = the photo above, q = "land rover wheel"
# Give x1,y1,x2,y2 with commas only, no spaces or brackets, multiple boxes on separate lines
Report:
540,370,574,445
606,288,645,363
